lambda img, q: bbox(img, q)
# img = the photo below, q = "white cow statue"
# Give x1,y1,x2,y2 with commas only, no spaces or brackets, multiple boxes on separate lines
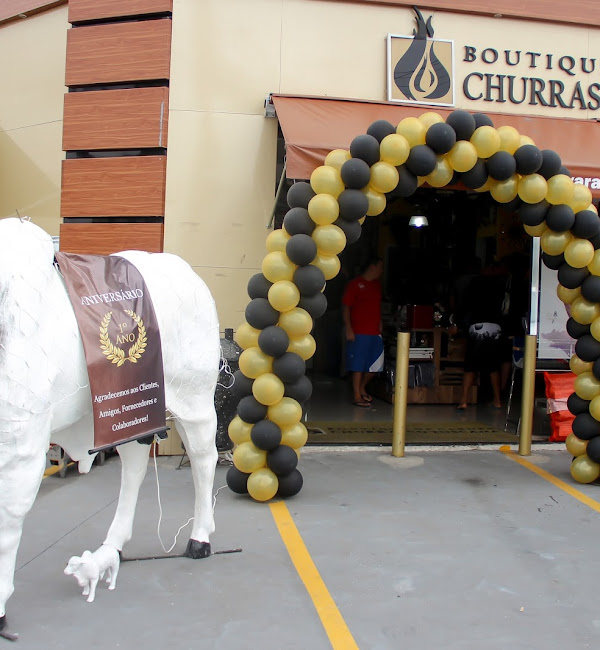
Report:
0,218,221,636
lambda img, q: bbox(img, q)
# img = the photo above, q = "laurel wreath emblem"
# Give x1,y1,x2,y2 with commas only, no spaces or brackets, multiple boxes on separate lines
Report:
99,310,147,367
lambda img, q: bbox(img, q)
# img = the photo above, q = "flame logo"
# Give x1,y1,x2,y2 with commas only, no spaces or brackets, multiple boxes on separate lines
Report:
393,7,451,102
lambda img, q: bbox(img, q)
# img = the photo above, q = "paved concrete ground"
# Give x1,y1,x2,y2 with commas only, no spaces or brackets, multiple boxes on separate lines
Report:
7,444,600,649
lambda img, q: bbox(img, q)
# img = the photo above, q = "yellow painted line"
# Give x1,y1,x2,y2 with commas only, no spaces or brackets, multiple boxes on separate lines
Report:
269,500,359,650
43,462,74,478
499,445,600,513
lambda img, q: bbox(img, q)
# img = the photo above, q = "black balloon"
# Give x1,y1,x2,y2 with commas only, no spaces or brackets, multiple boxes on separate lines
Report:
251,419,282,451
340,158,371,189
513,145,543,175
473,113,494,128
283,207,315,236
298,291,327,319
367,120,396,143
586,436,600,463
293,265,325,296
267,445,299,476
593,357,600,381
237,395,268,424
245,298,279,329
546,204,575,232
558,165,571,176
446,109,476,140
287,182,315,209
349,134,381,167
557,263,589,289
277,468,304,497
258,326,289,358
487,151,517,181
567,392,590,415
232,370,254,399
581,276,600,303
461,159,488,190
247,273,273,300
590,232,600,250
575,335,600,362
518,200,549,226
405,144,437,177
226,466,250,494
425,122,456,154
286,234,317,266
392,165,419,197
572,210,600,240
284,375,313,403
272,352,306,383
572,413,600,440
503,196,523,212
541,252,565,270
338,189,369,221
334,217,362,245
538,150,562,180
566,318,590,339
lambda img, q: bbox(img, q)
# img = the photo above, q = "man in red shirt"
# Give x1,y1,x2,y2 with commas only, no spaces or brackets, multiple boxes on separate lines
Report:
342,258,384,408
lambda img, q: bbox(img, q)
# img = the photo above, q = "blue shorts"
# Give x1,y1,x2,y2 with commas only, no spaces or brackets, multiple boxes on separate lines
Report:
346,334,384,373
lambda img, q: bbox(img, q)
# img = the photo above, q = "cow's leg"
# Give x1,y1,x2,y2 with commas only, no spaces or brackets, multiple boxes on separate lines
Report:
175,415,218,558
103,441,150,551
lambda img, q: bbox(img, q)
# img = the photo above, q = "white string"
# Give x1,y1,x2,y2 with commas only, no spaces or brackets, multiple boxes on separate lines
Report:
216,350,235,389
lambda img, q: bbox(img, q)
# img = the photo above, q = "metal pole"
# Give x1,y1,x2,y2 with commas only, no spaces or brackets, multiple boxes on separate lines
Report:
518,334,537,456
392,331,410,457
266,161,287,229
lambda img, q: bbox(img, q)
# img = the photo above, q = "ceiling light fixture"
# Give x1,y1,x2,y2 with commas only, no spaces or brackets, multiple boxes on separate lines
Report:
409,215,428,228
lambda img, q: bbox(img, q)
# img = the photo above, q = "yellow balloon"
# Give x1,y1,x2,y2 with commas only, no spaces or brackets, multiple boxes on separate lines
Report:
312,252,341,280
358,216,366,225
228,416,252,445
233,441,267,473
519,135,535,147
570,454,600,483
545,175,574,206
473,177,494,193
497,125,521,154
490,175,519,203
252,372,285,405
557,284,581,305
310,165,345,198
575,371,600,400
379,133,410,166
447,141,478,173
591,394,600,421
362,186,386,216
312,224,346,256
278,307,313,337
565,433,588,457
308,193,339,226
565,238,595,268
262,251,296,283
518,174,548,204
570,354,593,375
419,111,444,129
540,229,572,256
287,334,316,360
396,116,426,147
370,161,399,194
470,125,501,159
234,322,261,349
523,222,548,238
247,468,279,502
569,184,593,213
280,422,309,449
425,156,454,188
588,250,600,276
587,203,598,215
571,296,600,325
266,228,290,253
324,149,351,172
238,347,273,379
591,316,600,341
268,280,300,312
268,397,302,426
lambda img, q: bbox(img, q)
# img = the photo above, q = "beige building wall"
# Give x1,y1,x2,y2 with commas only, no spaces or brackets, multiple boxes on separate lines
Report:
0,6,68,236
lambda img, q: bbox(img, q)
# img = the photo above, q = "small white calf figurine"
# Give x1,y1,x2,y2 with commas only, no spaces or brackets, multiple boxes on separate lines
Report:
64,544,120,603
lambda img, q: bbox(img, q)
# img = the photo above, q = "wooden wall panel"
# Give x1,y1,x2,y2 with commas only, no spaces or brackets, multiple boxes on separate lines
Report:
59,223,164,254
63,87,168,150
61,156,166,217
65,19,171,86
0,0,65,24
68,0,172,23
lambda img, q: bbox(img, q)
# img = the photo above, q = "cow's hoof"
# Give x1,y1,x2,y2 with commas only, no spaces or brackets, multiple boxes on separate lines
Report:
0,616,5,631
184,539,211,559
0,615,18,641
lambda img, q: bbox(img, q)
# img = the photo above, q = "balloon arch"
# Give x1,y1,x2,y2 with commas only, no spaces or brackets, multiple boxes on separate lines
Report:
226,108,600,501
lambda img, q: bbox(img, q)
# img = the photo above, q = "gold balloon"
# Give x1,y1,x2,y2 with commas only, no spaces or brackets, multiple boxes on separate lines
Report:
265,228,290,253
565,433,588,458
569,184,593,213
247,468,279,502
565,238,595,269
591,316,600,341
574,371,600,400
252,372,285,405
570,354,593,375
490,175,519,203
238,347,273,379
234,322,261,349
570,454,600,484
571,296,600,325
287,333,316,360
358,216,366,225
311,252,341,281
280,422,309,449
362,185,387,216
425,156,454,188
587,203,599,215
590,394,600,420
228,416,252,445
268,397,302,426
308,193,339,226
540,229,572,256
473,177,494,193
518,174,548,204
370,161,399,194
519,135,535,147
262,251,296,283
419,111,444,128
588,250,600,276
523,222,548,238
545,175,574,206
497,125,521,154
324,149,351,172
379,133,410,166
310,165,345,198
557,284,581,305
396,116,426,147
447,141,478,173
470,125,501,158
278,307,313,337
268,280,300,312
312,224,346,256
233,441,267,473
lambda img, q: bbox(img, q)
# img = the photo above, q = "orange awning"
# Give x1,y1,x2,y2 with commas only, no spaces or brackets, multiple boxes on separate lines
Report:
272,94,600,198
